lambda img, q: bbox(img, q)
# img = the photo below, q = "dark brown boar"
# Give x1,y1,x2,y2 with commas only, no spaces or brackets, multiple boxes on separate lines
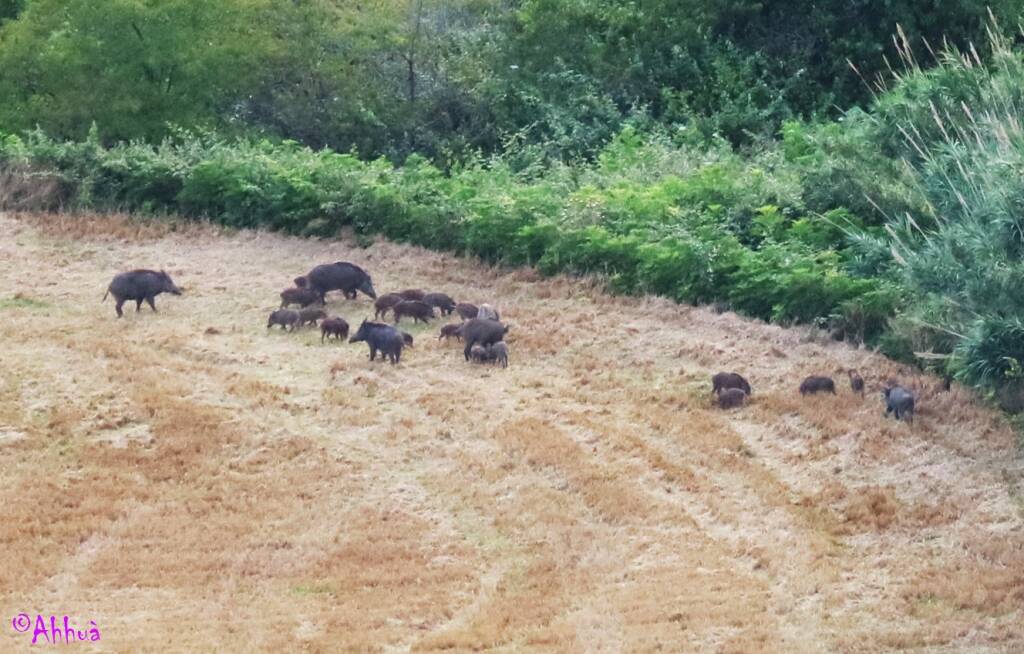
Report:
424,292,457,316
847,369,865,396
305,262,376,303
717,388,747,409
800,375,836,395
103,269,182,317
374,293,404,320
461,318,507,361
488,342,509,368
280,286,321,309
439,324,463,341
320,317,349,342
349,320,404,364
298,308,327,328
399,289,426,301
711,372,752,396
883,385,915,424
393,300,435,324
455,303,478,321
267,309,300,331
469,344,490,363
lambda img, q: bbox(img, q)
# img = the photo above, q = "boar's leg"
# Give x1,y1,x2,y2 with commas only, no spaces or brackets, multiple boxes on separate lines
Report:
135,299,143,312
115,297,126,318
145,296,158,312
369,345,377,361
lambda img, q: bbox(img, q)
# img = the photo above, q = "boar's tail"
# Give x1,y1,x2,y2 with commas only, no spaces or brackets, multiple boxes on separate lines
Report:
102,289,109,302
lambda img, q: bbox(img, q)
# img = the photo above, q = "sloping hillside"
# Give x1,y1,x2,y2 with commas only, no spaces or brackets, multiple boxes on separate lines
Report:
0,211,1021,653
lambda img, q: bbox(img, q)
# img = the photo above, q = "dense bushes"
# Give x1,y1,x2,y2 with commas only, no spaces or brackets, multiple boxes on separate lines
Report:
5,24,1024,408
0,125,892,339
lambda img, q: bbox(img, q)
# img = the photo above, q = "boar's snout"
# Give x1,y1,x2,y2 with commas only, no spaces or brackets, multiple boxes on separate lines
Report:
361,281,377,299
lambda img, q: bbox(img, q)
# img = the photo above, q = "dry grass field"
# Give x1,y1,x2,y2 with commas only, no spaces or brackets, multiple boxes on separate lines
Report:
0,211,1022,653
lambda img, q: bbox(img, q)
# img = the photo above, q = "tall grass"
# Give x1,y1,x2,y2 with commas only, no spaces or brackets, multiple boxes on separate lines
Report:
861,19,1024,405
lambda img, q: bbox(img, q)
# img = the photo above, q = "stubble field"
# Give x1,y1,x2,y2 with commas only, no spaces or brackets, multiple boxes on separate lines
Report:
0,211,1022,653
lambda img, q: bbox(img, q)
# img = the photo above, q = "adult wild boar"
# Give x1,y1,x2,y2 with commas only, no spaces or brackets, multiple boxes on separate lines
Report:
799,375,836,395
424,292,457,316
461,318,507,361
883,385,915,424
717,388,747,409
349,320,405,364
103,269,182,318
711,372,751,396
393,300,435,324
455,302,478,321
305,262,376,303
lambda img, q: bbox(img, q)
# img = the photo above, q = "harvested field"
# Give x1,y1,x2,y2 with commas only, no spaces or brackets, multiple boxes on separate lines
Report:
0,211,1022,653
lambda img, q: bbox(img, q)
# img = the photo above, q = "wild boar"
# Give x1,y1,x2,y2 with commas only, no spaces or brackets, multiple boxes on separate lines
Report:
847,369,865,395
461,318,508,361
374,293,404,320
711,372,752,396
320,317,349,342
267,309,300,331
280,286,322,309
392,300,435,324
401,331,414,347
297,307,327,328
424,292,457,316
717,388,748,409
349,320,404,364
488,342,509,368
305,262,376,303
103,269,182,318
439,324,463,341
477,303,500,321
799,375,836,395
455,302,478,321
399,289,426,301
883,385,915,424
469,344,490,363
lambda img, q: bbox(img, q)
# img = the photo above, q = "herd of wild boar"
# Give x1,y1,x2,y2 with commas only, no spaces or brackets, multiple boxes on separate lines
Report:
711,369,916,423
103,262,510,369
103,262,918,421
